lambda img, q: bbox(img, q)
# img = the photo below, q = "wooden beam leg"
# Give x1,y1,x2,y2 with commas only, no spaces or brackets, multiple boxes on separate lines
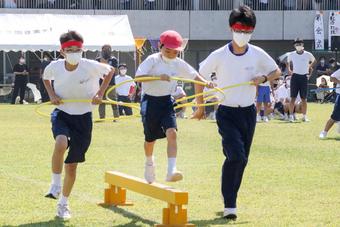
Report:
155,204,195,227
103,185,133,206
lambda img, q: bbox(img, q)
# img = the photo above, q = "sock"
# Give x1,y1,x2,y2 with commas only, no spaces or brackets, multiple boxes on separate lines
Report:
167,158,176,175
145,156,154,165
52,173,62,186
59,195,68,205
224,208,237,215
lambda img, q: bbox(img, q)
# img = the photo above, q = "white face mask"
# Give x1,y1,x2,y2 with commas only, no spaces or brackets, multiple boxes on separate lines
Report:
295,46,304,52
120,69,127,75
162,55,176,64
65,52,82,65
233,32,252,47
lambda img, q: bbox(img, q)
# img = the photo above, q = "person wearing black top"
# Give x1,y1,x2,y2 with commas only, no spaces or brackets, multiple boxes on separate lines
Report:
40,54,52,102
96,44,119,120
11,57,29,104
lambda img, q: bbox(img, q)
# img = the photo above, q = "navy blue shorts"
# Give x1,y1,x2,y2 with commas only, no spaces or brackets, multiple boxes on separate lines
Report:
290,74,308,99
331,94,340,121
51,109,93,164
141,94,177,142
257,86,271,103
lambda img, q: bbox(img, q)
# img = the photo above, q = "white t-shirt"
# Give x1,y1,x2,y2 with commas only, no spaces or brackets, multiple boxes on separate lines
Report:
43,59,111,115
115,75,135,96
287,51,315,75
199,43,278,107
331,69,340,94
135,53,198,96
275,84,289,101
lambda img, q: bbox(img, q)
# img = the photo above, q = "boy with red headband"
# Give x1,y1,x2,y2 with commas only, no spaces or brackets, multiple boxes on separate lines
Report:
135,30,213,184
43,31,114,219
199,6,280,220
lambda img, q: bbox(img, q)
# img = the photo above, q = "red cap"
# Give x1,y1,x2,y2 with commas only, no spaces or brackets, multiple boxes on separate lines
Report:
160,30,183,51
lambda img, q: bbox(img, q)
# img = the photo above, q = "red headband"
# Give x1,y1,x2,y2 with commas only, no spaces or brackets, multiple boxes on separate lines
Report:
231,23,254,32
61,41,83,49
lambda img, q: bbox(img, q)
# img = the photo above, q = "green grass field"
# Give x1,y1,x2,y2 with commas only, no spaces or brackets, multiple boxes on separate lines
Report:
0,103,340,227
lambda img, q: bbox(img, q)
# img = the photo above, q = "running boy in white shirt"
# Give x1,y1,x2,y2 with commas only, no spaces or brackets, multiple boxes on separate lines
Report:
199,5,281,220
135,30,213,184
43,31,114,219
319,68,340,139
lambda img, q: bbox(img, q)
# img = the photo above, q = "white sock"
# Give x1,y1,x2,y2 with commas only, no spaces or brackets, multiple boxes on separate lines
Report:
224,208,237,215
59,195,68,205
145,156,154,165
167,158,176,175
52,173,62,186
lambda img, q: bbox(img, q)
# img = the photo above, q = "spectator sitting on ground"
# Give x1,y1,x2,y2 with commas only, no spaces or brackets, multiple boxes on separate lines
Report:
316,56,331,77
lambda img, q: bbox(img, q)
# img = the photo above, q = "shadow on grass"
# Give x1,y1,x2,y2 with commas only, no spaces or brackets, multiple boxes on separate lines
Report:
191,212,249,226
323,137,340,141
3,217,68,227
99,204,157,227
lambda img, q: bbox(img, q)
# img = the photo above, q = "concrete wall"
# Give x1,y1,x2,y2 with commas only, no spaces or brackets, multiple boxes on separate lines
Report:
0,9,332,40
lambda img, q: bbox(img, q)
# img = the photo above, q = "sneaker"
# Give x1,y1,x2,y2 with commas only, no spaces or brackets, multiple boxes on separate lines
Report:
284,114,289,121
319,131,327,139
45,184,61,199
263,116,269,122
302,116,310,122
144,163,156,184
56,203,71,219
223,208,237,220
289,115,295,123
256,115,262,122
166,170,183,182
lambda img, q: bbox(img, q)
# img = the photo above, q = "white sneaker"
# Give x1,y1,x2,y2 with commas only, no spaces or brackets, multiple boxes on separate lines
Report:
223,208,237,220
45,184,61,199
263,116,269,122
289,115,295,122
166,171,183,182
284,114,289,121
256,115,262,122
302,116,310,122
319,131,327,139
56,203,71,219
144,163,156,184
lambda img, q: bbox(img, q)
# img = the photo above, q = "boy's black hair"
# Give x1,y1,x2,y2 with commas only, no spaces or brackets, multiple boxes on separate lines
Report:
293,38,304,45
59,30,84,44
229,5,256,28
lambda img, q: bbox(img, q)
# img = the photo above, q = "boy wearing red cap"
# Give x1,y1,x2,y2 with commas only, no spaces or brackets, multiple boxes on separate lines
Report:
43,31,114,219
135,30,212,184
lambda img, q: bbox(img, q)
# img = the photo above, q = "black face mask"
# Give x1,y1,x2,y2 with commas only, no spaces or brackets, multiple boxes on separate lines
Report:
102,50,111,60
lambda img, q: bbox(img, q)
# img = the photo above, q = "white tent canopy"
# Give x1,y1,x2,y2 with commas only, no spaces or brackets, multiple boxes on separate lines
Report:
0,14,135,52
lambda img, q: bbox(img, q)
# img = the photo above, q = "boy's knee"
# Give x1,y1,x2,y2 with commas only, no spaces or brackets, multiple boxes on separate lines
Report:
65,164,77,178
166,128,177,141
55,135,68,153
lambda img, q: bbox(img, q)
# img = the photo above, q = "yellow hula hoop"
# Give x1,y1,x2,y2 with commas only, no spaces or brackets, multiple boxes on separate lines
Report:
35,99,140,122
105,76,225,109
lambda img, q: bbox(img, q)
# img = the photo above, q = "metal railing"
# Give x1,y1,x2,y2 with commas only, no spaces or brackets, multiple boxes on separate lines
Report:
1,0,339,11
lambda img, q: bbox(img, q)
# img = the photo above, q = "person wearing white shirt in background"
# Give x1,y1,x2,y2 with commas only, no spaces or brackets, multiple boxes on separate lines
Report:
256,77,271,122
171,81,187,118
115,63,135,116
43,31,114,219
319,68,340,139
286,38,316,122
135,30,213,184
199,5,281,220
